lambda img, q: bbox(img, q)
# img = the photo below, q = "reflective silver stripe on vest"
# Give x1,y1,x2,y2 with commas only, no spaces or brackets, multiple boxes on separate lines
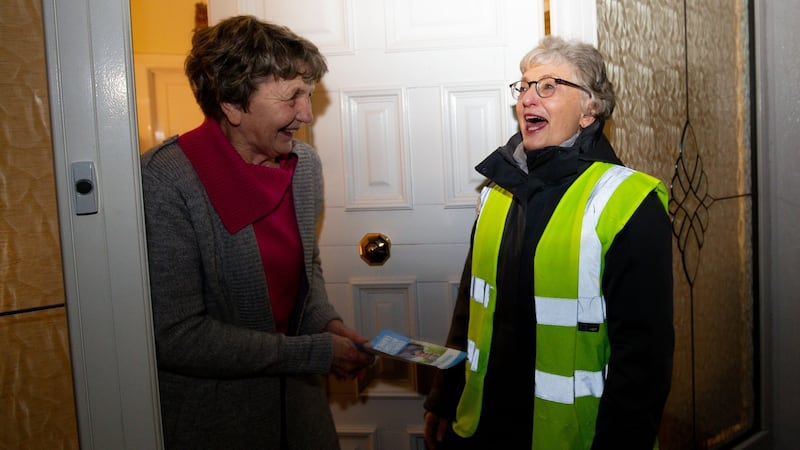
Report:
471,275,491,308
468,275,491,372
575,370,606,398
579,165,635,301
534,165,634,404
533,369,608,404
535,295,605,326
534,369,607,404
478,184,492,210
535,370,574,404
466,339,480,372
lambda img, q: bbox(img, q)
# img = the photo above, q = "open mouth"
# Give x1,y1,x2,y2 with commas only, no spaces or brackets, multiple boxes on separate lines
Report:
524,115,548,132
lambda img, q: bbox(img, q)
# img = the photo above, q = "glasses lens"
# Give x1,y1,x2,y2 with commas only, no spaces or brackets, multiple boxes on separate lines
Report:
510,81,524,99
537,78,558,98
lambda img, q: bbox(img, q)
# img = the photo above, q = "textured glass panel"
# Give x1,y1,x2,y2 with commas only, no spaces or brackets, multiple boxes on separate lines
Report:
0,0,79,448
0,0,65,314
0,309,79,450
597,0,754,448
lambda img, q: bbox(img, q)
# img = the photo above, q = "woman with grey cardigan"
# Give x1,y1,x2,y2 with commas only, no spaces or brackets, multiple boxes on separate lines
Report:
140,16,373,449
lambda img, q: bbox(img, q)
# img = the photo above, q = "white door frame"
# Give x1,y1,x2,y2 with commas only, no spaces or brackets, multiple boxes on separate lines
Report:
42,0,162,448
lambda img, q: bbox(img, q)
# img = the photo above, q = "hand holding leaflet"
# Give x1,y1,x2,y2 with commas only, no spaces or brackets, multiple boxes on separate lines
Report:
361,329,466,370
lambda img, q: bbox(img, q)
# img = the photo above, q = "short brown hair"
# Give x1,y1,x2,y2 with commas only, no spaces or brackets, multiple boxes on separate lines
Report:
185,15,328,120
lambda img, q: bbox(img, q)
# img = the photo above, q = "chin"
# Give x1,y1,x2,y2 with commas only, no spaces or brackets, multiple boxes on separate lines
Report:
522,136,545,151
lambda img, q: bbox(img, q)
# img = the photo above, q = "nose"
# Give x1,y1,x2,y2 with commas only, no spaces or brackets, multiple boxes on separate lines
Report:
519,87,540,106
296,95,314,123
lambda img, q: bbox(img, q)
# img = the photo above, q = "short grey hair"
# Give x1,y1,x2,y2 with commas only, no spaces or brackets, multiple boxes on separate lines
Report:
519,35,616,121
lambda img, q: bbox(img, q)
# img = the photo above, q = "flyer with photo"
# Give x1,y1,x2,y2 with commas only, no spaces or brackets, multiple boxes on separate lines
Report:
361,329,466,370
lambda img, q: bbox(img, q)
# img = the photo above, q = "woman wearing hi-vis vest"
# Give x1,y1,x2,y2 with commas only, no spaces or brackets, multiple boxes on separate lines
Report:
423,35,674,450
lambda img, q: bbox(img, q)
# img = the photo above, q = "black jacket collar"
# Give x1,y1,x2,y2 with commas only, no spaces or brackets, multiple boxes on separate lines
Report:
475,120,622,197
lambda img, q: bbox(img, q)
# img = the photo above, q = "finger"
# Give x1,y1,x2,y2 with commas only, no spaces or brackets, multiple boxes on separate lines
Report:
355,367,367,381
437,418,448,441
423,414,438,450
423,429,437,450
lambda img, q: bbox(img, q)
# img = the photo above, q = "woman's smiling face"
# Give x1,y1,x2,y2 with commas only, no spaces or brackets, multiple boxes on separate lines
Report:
220,75,315,165
515,62,596,151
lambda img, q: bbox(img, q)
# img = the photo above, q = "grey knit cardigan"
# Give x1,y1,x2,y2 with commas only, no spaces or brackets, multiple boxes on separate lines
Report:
141,137,342,449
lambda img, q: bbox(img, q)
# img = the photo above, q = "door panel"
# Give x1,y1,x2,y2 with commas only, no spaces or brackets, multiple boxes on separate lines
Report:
211,1,543,448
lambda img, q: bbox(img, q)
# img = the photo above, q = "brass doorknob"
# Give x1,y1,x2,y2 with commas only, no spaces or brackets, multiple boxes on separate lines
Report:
359,233,391,266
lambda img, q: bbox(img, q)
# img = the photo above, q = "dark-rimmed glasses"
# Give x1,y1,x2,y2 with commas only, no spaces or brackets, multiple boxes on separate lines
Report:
509,77,592,100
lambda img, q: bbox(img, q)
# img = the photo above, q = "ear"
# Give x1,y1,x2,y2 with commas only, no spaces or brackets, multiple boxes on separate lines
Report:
579,98,597,128
579,112,596,129
220,102,243,126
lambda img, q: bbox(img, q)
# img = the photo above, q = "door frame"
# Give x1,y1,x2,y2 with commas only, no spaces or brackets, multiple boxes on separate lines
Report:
42,0,162,448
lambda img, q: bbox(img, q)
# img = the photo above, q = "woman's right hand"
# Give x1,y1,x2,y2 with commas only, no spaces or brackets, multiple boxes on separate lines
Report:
424,410,449,450
330,333,374,379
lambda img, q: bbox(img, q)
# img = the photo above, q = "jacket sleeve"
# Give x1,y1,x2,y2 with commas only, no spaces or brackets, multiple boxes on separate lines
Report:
592,191,674,449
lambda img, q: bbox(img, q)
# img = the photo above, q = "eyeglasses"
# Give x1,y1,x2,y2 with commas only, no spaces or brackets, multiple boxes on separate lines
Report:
509,77,592,100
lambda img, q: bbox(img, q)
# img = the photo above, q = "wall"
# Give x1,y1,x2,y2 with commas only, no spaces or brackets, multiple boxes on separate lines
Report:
0,0,79,448
130,0,201,55
130,0,206,150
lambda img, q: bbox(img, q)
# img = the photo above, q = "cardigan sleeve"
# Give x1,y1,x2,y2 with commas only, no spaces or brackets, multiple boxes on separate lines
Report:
289,142,340,335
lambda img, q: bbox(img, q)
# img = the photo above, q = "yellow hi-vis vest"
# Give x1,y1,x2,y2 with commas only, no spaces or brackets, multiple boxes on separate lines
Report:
453,162,668,450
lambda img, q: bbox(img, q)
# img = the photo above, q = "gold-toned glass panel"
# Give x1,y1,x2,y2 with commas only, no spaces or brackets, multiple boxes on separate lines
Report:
0,0,78,447
598,0,754,448
0,310,78,449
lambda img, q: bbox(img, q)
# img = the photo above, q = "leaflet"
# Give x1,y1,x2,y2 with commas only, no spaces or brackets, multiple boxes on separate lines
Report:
360,329,466,370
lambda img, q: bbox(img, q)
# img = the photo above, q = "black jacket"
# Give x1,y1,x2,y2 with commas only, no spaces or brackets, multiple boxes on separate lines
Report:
424,122,674,449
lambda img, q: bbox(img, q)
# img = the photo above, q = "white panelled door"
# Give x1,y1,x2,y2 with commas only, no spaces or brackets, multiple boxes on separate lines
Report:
210,1,543,449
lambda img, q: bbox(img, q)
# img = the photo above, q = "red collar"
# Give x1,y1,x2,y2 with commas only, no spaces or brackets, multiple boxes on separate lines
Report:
178,118,297,233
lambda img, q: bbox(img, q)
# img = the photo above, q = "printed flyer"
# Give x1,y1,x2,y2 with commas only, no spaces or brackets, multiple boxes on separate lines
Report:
361,329,466,370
